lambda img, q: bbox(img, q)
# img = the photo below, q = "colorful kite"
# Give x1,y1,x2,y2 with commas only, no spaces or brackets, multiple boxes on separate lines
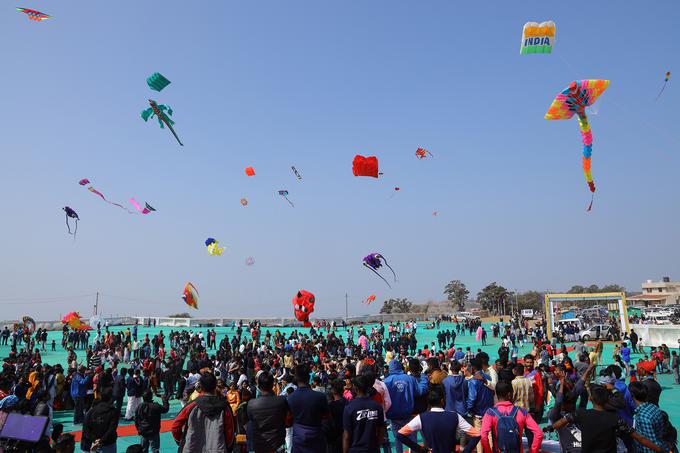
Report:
245,257,255,266
240,198,248,206
520,21,556,55
362,253,397,288
363,295,376,305
278,190,294,207
146,73,171,92
182,282,199,309
657,71,671,100
16,7,51,21
292,290,315,327
62,312,92,330
63,206,79,237
141,99,183,146
78,179,90,186
22,316,36,333
415,148,433,159
353,155,380,178
129,198,156,215
545,79,610,211
245,167,255,176
205,238,225,256
291,166,302,180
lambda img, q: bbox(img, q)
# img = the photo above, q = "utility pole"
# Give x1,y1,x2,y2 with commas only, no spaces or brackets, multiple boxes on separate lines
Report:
94,292,99,316
345,293,348,321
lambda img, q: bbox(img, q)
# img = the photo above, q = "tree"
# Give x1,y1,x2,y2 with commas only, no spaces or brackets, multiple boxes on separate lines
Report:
566,285,586,294
477,282,509,314
566,284,625,294
167,312,192,318
444,280,469,311
516,291,544,313
379,298,413,314
601,284,625,293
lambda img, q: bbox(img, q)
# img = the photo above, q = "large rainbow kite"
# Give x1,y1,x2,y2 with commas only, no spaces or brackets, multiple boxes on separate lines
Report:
545,79,610,211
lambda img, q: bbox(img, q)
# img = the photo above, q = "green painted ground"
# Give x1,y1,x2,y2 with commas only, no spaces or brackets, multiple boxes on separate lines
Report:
19,323,680,451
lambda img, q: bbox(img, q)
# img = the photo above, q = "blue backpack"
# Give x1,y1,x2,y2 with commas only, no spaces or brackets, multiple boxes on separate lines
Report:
488,406,522,453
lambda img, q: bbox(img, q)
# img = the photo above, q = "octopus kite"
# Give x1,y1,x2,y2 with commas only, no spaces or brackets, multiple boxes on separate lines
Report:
141,99,183,146
292,290,315,327
363,253,397,288
545,80,610,211
63,206,79,237
182,282,199,309
415,148,433,159
363,295,376,305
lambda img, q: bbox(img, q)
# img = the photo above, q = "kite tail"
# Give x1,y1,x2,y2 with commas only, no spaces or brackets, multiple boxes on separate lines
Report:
65,214,71,235
363,262,392,289
382,258,398,283
285,197,294,207
165,121,184,146
578,113,595,212
656,83,667,101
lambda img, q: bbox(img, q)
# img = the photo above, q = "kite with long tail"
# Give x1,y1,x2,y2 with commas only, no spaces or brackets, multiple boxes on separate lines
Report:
278,190,294,207
63,206,79,238
545,80,610,211
656,71,671,100
363,253,397,288
79,179,154,215
141,99,183,146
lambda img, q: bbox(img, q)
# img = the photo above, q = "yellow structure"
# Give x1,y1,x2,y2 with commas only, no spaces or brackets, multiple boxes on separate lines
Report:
544,292,629,340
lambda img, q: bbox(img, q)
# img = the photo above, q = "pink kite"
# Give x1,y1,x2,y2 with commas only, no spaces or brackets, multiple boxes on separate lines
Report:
129,198,156,215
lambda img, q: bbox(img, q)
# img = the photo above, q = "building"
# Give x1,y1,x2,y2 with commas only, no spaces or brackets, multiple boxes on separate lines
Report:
627,276,680,307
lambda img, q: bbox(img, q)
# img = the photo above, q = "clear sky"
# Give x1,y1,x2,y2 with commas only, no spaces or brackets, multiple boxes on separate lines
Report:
1,1,678,320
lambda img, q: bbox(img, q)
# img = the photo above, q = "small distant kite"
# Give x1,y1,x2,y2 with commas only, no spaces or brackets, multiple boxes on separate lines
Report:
657,71,671,100
63,206,79,237
432,211,439,216
363,295,376,305
291,166,302,180
278,190,294,207
415,148,433,159
182,282,199,309
389,187,400,199
292,290,315,327
205,238,225,256
146,73,171,92
545,79,610,211
78,179,90,186
141,99,183,146
245,257,255,266
240,198,248,206
245,167,255,176
362,253,397,288
129,198,156,215
353,155,380,178
520,21,556,55
16,7,51,21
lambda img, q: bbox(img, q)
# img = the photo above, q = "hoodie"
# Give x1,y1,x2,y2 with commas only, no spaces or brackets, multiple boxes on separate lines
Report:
442,374,467,414
383,359,428,420
81,400,119,450
171,394,235,453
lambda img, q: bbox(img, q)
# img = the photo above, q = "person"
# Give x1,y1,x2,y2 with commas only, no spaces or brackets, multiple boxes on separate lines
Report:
327,380,348,453
33,390,53,437
125,369,144,421
112,368,127,416
620,343,631,375
511,364,534,412
383,358,428,453
342,373,385,453
81,388,119,453
171,372,235,453
480,381,543,453
134,390,170,453
286,364,329,453
246,370,291,452
226,381,241,415
70,366,91,425
639,368,662,406
672,351,679,385
397,387,481,453
442,361,466,415
629,382,665,453
522,355,545,423
466,358,494,453
630,329,639,353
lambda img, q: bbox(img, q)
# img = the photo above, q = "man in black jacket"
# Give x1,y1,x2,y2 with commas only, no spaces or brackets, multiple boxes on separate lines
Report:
135,390,170,453
246,371,291,452
112,368,127,416
81,388,119,453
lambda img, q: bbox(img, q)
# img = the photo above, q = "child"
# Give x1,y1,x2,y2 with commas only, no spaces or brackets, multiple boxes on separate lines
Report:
51,339,56,351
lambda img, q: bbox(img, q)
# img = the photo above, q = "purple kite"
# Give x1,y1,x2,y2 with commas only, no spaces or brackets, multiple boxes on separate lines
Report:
362,253,397,288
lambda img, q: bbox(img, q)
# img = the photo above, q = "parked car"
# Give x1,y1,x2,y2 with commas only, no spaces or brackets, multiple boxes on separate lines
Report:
579,323,614,341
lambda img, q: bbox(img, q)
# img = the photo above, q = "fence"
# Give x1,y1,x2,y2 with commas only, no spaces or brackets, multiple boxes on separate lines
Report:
629,324,680,347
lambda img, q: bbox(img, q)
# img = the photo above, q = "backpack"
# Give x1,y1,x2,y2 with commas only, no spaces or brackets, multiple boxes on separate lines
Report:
488,406,522,453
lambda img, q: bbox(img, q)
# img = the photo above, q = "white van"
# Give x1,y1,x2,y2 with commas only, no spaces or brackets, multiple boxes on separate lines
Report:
521,309,535,319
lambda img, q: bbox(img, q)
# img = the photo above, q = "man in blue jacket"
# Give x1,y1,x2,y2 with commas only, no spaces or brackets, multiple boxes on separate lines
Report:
442,361,467,414
71,366,92,424
383,359,428,453
465,358,493,453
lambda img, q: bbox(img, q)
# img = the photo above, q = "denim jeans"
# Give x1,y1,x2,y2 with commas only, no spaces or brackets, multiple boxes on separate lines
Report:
140,434,160,453
389,418,413,453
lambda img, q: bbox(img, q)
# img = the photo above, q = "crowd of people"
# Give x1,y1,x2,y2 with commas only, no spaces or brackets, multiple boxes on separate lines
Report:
0,317,676,453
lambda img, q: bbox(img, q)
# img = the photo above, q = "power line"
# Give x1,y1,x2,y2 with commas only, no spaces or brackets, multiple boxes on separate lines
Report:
0,294,95,305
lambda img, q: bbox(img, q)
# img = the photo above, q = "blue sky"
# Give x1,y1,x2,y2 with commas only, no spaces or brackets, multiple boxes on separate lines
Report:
1,1,678,319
